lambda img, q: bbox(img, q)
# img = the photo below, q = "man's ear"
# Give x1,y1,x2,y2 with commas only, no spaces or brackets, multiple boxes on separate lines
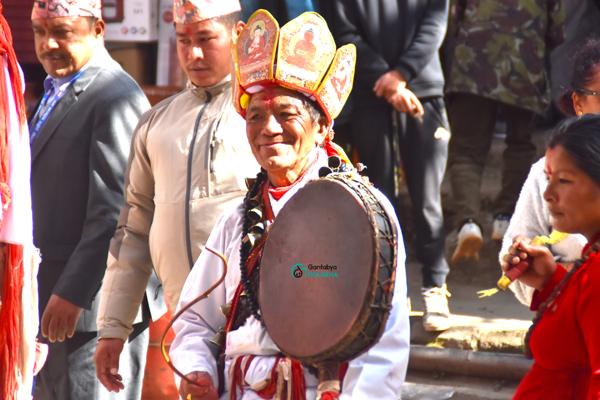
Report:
316,117,330,146
94,19,105,38
233,21,246,39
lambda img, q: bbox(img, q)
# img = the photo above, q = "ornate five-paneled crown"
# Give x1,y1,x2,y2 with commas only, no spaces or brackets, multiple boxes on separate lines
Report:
233,9,356,124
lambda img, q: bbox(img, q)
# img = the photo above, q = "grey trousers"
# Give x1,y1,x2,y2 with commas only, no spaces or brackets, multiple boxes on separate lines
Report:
336,96,450,288
34,322,149,400
447,93,537,226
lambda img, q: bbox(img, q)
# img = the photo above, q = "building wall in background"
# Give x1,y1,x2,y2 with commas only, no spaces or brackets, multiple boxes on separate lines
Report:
4,0,36,64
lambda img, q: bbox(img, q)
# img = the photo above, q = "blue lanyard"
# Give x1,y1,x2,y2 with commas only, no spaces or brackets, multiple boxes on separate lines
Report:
30,70,84,143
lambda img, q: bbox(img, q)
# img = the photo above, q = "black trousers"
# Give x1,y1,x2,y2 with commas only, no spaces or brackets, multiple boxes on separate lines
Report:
34,322,149,400
336,96,450,288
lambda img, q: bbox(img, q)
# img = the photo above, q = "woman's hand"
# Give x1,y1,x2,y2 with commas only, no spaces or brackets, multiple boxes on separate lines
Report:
501,236,557,291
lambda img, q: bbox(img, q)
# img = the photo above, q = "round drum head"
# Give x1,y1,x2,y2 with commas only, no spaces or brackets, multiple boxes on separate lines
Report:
259,179,375,362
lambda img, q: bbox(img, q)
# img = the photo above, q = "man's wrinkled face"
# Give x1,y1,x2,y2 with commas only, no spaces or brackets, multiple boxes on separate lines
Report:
245,87,328,186
32,16,103,78
175,19,233,87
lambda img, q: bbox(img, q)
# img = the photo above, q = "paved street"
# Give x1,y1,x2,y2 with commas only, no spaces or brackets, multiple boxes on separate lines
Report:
402,134,538,354
403,370,518,400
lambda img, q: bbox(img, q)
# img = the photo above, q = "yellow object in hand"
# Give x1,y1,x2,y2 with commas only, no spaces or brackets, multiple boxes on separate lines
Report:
477,231,568,298
530,231,569,246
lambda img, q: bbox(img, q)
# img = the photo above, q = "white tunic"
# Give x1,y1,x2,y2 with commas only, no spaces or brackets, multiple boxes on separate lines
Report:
171,149,410,399
499,157,587,305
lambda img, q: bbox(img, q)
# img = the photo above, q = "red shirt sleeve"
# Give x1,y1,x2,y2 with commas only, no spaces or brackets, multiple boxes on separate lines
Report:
575,253,600,399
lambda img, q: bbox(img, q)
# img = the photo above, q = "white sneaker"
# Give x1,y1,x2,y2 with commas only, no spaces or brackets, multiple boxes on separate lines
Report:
491,214,511,241
422,285,452,332
451,221,483,265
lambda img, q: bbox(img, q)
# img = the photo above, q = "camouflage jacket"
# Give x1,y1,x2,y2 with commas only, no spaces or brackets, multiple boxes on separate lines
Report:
445,0,564,114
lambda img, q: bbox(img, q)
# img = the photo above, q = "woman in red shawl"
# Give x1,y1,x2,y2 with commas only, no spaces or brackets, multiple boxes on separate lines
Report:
504,115,600,399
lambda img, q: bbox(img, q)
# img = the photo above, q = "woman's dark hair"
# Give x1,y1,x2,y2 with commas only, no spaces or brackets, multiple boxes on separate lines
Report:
559,37,600,116
548,114,600,186
527,115,600,357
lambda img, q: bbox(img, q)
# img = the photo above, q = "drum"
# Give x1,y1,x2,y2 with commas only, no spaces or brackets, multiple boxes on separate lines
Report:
259,175,398,365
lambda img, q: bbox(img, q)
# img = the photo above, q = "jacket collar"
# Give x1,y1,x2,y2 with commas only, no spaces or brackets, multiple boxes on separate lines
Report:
43,47,112,95
31,48,111,162
187,75,232,101
71,48,114,95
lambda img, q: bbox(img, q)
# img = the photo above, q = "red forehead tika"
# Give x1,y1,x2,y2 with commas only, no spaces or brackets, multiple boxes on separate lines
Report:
178,25,194,35
259,87,277,102
250,87,280,111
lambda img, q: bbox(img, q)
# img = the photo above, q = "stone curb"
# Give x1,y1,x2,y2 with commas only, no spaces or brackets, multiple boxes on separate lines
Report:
410,314,530,354
409,344,532,381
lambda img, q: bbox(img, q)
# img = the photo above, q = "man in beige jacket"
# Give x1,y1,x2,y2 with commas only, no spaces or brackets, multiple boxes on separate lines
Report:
94,0,257,392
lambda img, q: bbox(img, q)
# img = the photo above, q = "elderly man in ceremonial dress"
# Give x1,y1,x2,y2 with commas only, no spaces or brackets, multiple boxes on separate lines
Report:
170,10,410,400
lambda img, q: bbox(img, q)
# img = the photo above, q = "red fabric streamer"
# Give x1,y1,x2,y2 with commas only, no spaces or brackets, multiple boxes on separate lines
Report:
229,356,246,400
253,356,280,398
323,140,351,167
229,355,307,400
0,6,26,137
224,237,267,334
0,6,27,399
0,245,24,399
289,359,306,400
319,392,340,400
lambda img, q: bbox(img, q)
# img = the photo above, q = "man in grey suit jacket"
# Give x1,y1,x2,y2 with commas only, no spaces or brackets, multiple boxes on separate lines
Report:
29,1,153,398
